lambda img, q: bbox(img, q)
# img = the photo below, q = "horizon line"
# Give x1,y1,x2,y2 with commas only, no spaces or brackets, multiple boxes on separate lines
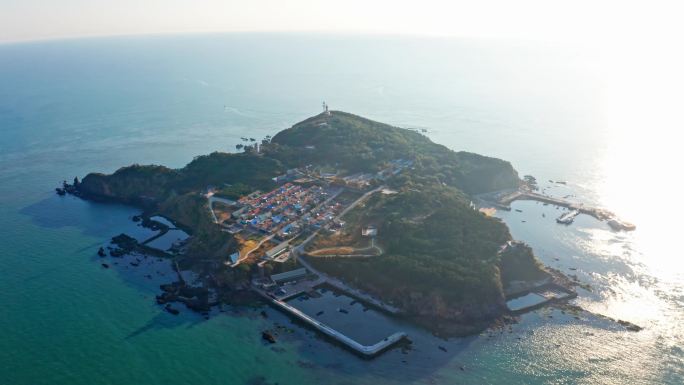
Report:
0,29,562,47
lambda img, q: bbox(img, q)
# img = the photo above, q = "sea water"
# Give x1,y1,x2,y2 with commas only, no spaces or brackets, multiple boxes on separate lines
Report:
1,33,682,384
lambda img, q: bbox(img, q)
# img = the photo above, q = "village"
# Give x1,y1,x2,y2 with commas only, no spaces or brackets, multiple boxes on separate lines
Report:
207,158,413,268
201,159,416,356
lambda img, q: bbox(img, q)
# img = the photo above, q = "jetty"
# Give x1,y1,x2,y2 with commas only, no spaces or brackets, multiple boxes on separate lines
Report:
254,287,407,358
489,189,635,230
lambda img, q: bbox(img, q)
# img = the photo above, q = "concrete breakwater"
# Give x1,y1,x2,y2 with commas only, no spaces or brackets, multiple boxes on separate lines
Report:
499,191,612,219
254,288,407,358
492,190,635,230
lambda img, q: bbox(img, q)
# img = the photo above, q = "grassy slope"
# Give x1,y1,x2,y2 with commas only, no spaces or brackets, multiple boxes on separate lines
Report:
308,184,513,328
270,111,520,194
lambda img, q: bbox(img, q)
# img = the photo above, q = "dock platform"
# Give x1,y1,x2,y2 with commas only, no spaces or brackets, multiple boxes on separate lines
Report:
254,288,407,358
490,189,634,230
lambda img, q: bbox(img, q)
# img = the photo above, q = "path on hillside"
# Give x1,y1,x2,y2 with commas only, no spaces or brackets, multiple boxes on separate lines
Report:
207,194,237,224
230,233,276,267
308,237,383,258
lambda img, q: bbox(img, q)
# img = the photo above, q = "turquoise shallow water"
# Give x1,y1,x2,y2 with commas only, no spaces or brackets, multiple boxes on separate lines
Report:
1,34,682,384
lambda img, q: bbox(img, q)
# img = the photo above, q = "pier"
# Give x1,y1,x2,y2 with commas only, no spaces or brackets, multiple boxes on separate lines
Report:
498,190,612,220
556,209,580,224
254,288,407,358
492,189,634,230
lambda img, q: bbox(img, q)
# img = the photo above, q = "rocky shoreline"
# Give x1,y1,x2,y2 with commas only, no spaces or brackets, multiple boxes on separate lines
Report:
60,177,642,341
57,178,260,321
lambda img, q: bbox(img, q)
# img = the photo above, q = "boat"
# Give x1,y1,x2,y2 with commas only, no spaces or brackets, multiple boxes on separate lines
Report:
556,210,579,225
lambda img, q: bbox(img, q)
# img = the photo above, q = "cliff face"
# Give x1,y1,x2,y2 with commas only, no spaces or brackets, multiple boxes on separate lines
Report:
403,291,507,333
383,284,506,321
314,267,509,334
452,151,520,194
498,242,551,292
79,165,178,205
157,193,234,259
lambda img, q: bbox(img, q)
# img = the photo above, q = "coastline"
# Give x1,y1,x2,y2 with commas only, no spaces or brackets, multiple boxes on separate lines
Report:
53,111,639,356
75,189,584,340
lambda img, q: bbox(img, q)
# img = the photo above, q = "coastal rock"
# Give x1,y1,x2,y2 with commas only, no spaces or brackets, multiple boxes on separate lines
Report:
262,331,277,344
164,305,180,315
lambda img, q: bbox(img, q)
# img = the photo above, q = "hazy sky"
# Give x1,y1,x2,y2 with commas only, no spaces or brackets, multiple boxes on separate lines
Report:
1,0,682,44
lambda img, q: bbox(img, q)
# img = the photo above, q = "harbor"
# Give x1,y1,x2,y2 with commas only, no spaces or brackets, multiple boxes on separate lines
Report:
250,234,406,357
484,188,636,231
254,283,408,358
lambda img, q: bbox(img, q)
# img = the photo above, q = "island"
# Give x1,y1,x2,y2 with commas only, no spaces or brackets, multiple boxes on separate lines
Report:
62,111,583,355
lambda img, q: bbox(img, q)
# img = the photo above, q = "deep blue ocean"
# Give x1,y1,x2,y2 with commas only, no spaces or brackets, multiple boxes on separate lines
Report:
1,33,682,384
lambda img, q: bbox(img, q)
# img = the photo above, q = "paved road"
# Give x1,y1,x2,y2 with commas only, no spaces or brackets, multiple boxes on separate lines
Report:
308,237,383,258
207,194,237,224
229,233,276,267
336,185,384,219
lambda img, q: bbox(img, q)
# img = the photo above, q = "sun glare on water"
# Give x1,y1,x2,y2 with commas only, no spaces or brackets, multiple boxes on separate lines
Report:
584,33,684,349
597,40,683,273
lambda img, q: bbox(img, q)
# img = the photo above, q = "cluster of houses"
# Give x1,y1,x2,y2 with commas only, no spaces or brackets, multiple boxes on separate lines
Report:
223,183,341,240
341,159,414,189
221,159,413,266
271,159,413,190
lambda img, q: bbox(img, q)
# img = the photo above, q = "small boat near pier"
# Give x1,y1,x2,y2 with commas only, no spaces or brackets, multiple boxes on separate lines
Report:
556,210,580,225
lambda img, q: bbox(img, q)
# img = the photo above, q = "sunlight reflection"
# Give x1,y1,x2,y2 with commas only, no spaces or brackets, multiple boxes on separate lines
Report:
596,40,683,280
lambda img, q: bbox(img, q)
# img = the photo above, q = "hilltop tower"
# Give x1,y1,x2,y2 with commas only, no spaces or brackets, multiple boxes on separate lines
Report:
322,101,330,116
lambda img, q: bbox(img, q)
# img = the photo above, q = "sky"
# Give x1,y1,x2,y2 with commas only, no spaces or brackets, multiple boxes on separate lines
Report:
1,0,683,45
